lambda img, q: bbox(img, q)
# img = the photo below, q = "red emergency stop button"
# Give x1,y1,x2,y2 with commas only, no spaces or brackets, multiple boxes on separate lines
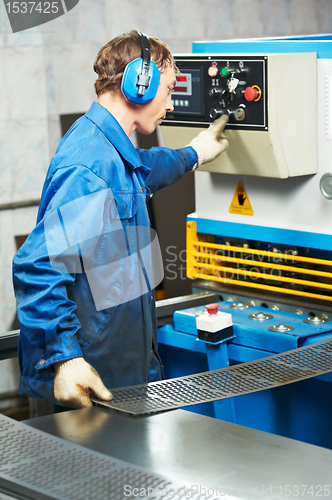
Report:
244,85,261,102
206,303,219,315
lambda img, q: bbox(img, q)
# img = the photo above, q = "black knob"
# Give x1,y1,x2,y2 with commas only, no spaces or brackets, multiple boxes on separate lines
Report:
209,108,228,120
209,87,223,97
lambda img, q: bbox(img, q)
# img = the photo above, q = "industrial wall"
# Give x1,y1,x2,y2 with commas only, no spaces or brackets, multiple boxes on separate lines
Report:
0,0,331,395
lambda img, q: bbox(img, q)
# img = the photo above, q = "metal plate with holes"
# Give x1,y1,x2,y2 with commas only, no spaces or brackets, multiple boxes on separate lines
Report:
92,339,332,416
0,414,214,500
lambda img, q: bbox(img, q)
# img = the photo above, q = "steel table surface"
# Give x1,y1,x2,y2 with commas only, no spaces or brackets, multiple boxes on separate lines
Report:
25,407,332,498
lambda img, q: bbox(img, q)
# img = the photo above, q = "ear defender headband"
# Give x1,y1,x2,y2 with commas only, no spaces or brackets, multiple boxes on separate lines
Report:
121,32,161,105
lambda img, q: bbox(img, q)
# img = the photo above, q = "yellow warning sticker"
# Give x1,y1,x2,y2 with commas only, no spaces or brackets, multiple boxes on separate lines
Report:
229,181,254,216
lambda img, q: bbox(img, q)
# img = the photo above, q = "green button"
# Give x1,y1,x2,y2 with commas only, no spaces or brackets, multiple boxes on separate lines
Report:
221,67,230,77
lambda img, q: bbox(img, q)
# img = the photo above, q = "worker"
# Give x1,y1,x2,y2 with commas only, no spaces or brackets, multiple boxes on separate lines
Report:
13,30,229,410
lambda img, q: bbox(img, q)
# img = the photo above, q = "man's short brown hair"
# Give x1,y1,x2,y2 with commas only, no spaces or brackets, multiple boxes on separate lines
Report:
93,30,176,97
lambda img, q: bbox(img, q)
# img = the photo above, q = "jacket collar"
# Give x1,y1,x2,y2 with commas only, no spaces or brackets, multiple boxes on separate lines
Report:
85,101,142,169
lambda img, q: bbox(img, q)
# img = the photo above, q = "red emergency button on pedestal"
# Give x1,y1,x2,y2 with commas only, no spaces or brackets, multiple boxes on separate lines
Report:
206,303,219,315
244,85,261,102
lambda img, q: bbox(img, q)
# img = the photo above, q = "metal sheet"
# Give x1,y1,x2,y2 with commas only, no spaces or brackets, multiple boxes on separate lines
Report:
0,493,18,500
25,407,332,499
0,414,212,500
92,338,332,415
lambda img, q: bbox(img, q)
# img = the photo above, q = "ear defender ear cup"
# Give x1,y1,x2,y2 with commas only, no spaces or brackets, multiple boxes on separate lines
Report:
121,32,161,105
121,58,160,104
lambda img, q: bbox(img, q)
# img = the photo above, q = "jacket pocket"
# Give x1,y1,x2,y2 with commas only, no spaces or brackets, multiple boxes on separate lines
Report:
112,192,137,220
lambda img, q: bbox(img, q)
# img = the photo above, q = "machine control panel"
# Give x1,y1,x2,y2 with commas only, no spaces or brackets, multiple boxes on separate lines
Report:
164,55,268,130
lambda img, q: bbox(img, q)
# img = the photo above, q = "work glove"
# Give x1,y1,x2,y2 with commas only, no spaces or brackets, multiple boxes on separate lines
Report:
54,357,113,408
189,114,229,167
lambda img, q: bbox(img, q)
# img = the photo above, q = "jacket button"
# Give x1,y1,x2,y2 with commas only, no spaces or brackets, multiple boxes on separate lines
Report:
38,359,45,365
141,186,145,193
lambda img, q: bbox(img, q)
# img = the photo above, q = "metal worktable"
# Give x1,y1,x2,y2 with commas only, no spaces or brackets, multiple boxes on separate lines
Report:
25,406,332,498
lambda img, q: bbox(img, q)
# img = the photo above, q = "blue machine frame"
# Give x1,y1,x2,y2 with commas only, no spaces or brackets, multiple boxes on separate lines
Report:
158,35,332,450
158,300,332,448
193,34,332,59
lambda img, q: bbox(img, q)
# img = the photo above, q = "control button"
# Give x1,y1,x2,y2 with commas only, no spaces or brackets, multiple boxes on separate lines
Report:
234,107,246,121
244,85,261,102
206,303,219,315
208,65,219,77
244,86,258,101
221,67,230,77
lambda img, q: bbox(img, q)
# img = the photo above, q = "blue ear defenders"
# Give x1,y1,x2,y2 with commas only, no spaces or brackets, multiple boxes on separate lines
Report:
121,32,161,105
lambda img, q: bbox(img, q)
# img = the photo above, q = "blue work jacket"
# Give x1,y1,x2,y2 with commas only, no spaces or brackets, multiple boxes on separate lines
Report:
13,101,198,404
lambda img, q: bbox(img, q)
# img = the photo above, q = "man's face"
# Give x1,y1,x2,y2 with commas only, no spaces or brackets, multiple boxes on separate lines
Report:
134,64,176,135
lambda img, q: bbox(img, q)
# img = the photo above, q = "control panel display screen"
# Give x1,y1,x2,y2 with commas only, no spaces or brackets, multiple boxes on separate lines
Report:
173,74,192,95
171,68,203,116
163,55,267,130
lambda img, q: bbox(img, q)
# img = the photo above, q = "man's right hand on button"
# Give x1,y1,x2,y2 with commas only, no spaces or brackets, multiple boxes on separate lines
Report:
54,357,113,408
189,114,229,167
